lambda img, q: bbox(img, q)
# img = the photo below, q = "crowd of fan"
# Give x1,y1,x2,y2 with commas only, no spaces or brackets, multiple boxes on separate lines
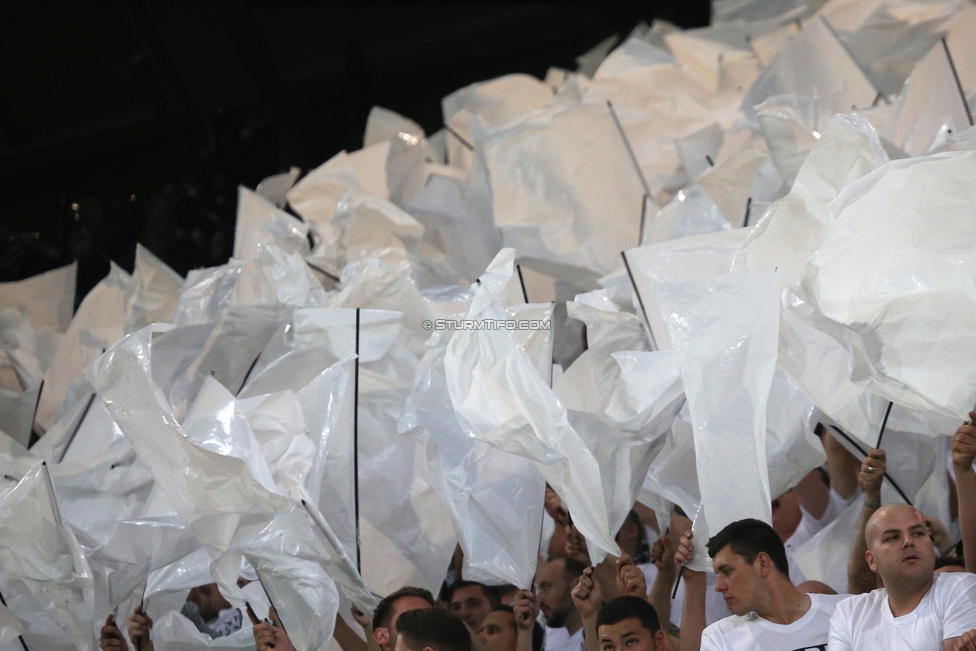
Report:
97,416,976,651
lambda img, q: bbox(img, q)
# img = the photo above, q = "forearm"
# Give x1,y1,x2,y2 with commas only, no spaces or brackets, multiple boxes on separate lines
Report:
678,571,706,651
648,567,677,630
594,557,621,600
333,616,369,651
955,466,976,573
847,502,879,594
822,428,860,501
582,617,599,651
794,470,830,520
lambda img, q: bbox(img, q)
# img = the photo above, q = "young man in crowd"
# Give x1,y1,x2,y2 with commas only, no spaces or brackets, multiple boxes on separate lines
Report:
395,608,471,651
571,549,674,651
535,557,587,651
450,580,502,630
675,519,845,651
595,597,670,651
477,605,544,651
828,502,976,650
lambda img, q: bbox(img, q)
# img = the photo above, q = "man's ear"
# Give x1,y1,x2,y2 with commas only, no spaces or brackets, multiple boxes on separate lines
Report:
865,550,878,573
374,626,389,647
654,629,667,650
756,552,772,577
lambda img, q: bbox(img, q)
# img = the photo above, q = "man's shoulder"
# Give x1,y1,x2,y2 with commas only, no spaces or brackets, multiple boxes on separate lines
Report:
830,588,886,620
934,570,976,591
809,592,850,614
702,613,752,638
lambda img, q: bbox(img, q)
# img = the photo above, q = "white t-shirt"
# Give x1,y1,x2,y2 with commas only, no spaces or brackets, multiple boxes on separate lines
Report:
828,572,976,650
544,626,583,651
701,593,846,651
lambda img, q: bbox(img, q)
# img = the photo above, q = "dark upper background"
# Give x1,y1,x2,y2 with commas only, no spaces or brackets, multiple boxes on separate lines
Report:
0,1,709,306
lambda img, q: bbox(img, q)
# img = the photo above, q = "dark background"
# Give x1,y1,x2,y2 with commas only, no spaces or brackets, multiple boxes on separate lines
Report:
0,1,709,305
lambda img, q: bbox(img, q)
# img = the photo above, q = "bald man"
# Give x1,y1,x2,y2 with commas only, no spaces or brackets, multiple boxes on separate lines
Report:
828,503,976,650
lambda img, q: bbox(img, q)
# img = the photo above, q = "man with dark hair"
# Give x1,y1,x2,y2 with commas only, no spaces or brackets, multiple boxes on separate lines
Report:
449,580,502,629
395,608,471,651
595,597,668,651
675,519,845,650
477,605,544,651
372,587,436,651
537,557,587,651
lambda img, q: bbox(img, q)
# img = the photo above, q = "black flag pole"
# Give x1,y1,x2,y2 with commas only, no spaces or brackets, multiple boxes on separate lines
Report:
57,392,96,464
516,265,529,304
942,37,974,128
620,251,658,351
828,424,913,506
40,461,63,527
607,100,656,248
876,401,894,449
27,379,43,445
353,308,362,575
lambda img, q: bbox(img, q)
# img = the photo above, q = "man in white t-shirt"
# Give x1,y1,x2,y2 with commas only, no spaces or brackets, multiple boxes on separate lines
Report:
828,503,976,650
675,519,846,651
537,557,587,651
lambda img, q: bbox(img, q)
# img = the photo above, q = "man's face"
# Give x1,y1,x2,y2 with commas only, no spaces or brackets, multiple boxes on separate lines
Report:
597,619,662,651
451,584,492,629
770,491,802,543
537,560,574,628
186,584,219,621
477,610,517,651
866,506,936,589
376,596,432,651
712,546,764,616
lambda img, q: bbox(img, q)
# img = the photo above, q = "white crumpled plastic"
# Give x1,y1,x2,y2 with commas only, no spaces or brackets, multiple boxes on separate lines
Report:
36,264,129,432
625,228,751,350
232,244,329,310
656,272,780,537
444,250,621,564
733,114,889,289
441,73,554,170
152,610,256,651
764,369,824,498
480,102,646,284
740,17,877,128
0,381,42,448
882,36,975,158
790,151,976,420
87,326,290,554
0,262,76,334
243,545,339,651
402,343,546,589
233,187,309,263
0,602,25,646
124,244,183,334
0,460,95,651
305,188,424,279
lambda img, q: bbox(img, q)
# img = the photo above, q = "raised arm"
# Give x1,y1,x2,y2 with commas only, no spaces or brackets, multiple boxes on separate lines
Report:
848,449,885,594
513,590,541,651
647,535,679,651
674,531,706,651
571,568,604,651
820,424,861,501
952,414,976,574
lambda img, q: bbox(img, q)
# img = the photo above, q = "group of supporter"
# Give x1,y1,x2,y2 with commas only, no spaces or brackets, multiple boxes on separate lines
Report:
99,416,976,651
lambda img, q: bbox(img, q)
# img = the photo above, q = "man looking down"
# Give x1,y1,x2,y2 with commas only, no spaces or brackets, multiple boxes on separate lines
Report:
675,519,845,651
